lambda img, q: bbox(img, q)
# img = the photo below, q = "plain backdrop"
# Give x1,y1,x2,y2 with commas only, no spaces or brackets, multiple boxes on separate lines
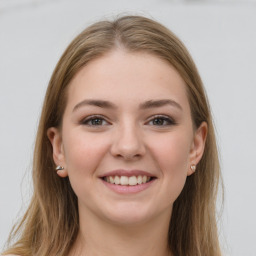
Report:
0,0,256,255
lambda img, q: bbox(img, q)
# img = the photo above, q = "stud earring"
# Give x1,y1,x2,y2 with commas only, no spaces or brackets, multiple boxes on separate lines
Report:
55,165,68,178
56,166,64,171
190,164,196,172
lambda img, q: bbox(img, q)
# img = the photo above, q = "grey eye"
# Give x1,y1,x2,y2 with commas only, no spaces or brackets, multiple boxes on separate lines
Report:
148,116,175,126
81,116,109,126
89,118,104,125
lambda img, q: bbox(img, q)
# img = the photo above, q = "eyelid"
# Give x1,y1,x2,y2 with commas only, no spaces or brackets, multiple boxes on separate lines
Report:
79,114,176,127
146,114,176,126
80,114,111,126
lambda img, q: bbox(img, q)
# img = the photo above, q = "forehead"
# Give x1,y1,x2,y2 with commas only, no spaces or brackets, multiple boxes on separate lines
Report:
66,50,190,112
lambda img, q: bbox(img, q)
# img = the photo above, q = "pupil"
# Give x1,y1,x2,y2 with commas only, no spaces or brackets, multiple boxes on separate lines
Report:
92,119,102,125
153,118,163,125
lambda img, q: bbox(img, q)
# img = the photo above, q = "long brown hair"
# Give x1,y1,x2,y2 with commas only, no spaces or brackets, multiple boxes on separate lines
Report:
3,15,222,256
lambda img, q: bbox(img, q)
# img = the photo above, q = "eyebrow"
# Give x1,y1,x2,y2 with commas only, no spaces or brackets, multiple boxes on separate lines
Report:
73,99,117,112
73,99,182,112
139,99,182,111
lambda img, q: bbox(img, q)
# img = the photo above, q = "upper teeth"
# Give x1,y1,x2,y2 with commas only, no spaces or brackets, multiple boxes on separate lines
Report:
104,175,151,186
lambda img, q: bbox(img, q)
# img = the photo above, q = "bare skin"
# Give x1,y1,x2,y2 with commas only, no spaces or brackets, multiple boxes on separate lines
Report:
48,49,207,256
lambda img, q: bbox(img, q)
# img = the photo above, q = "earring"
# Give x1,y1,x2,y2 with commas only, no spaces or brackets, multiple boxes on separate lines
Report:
56,166,64,171
190,164,196,172
55,165,68,178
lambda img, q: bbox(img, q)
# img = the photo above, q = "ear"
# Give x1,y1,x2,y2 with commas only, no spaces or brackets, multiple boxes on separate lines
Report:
47,127,68,177
187,121,208,176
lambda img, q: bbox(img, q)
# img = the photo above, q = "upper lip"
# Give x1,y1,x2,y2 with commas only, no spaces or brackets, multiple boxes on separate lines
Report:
99,169,156,178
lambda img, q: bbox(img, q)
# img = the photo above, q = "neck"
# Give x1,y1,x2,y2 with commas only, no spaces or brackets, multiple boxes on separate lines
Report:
69,206,173,256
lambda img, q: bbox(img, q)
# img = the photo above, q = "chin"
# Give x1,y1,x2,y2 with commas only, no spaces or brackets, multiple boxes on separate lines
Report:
99,202,158,226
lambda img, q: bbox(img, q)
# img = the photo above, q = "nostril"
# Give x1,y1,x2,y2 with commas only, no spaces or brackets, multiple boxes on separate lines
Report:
115,153,142,161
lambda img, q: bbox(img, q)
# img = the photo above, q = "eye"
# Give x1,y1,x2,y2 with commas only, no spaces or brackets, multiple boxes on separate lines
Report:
147,115,176,126
80,115,110,126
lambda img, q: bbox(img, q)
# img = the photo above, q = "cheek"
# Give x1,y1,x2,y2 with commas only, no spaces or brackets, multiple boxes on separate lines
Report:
148,132,192,199
62,130,109,176
150,132,191,171
62,130,111,198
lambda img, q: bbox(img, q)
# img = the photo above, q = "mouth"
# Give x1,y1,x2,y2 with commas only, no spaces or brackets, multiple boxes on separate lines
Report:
101,175,156,186
100,170,157,194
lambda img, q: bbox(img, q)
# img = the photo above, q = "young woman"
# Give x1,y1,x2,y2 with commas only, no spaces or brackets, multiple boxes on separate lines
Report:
2,15,222,256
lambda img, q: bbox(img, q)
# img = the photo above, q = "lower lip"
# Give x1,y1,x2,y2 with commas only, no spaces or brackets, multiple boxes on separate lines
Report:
101,179,156,194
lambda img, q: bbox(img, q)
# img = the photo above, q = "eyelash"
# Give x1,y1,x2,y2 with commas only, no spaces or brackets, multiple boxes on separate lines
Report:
80,115,110,126
146,115,176,126
80,115,176,127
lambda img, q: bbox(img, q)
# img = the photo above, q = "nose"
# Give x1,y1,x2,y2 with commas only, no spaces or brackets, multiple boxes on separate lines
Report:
110,122,146,161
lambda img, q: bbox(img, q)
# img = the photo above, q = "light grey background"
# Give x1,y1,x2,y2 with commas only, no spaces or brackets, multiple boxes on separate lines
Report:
0,0,256,255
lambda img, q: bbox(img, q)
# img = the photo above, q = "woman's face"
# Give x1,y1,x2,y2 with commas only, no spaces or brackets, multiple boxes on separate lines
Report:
49,50,206,225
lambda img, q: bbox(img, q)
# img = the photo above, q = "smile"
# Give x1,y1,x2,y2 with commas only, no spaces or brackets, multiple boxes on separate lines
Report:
100,170,157,193
103,175,153,186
